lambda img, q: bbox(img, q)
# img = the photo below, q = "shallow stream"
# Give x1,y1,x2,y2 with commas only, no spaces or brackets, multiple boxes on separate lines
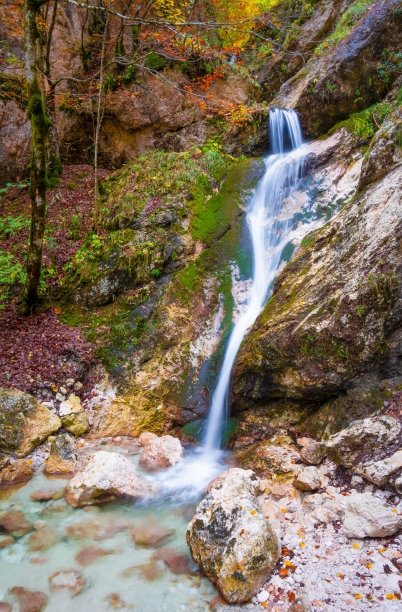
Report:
0,439,220,611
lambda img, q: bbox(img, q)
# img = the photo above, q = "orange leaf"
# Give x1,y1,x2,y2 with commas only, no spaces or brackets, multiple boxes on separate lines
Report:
354,594,362,599
284,560,293,567
385,594,395,600
279,567,288,578
353,543,359,549
366,563,373,568
288,591,296,603
54,307,62,314
299,542,305,547
250,510,256,515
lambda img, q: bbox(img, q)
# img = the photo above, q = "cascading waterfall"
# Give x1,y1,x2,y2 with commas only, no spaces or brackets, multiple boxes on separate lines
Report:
153,108,309,501
203,108,306,451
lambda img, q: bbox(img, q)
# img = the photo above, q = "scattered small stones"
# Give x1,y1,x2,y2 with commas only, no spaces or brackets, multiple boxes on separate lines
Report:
9,587,48,612
0,460,33,486
49,569,86,597
139,435,184,471
0,510,33,538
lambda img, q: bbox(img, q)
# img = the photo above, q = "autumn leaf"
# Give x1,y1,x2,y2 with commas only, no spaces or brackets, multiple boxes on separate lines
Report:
385,594,396,600
353,543,359,549
354,594,362,599
279,567,288,578
54,307,62,314
288,591,296,603
284,560,293,567
299,542,305,547
250,510,256,515
366,563,373,568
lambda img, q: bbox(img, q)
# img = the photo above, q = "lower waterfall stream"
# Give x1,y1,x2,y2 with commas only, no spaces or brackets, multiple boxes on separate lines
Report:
0,110,329,610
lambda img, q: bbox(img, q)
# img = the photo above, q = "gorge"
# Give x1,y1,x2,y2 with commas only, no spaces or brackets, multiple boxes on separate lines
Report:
0,0,401,610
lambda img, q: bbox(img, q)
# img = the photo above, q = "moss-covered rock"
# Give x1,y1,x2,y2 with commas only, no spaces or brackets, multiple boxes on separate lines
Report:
44,433,77,476
0,388,61,457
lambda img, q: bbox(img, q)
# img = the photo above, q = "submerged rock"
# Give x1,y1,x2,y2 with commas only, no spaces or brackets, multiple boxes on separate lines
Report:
152,548,193,575
28,526,60,552
65,450,152,506
326,415,401,468
130,521,175,548
187,468,280,603
9,587,48,612
139,435,183,471
0,460,33,486
0,510,33,538
0,388,61,457
49,570,86,597
342,492,402,538
30,489,65,502
44,433,77,476
75,545,109,566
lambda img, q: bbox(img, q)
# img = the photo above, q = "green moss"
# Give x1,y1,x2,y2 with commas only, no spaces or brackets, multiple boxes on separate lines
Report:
328,102,393,139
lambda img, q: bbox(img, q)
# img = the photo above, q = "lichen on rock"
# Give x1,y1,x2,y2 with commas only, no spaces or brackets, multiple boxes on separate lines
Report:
186,468,280,603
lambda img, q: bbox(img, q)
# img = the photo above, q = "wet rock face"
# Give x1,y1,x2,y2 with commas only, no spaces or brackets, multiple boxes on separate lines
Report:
187,468,280,603
271,0,401,136
139,435,184,471
0,388,61,457
231,123,401,435
65,450,152,507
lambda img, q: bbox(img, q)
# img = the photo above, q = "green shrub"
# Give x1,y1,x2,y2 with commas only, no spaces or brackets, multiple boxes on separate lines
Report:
0,251,26,307
315,0,375,56
145,52,166,71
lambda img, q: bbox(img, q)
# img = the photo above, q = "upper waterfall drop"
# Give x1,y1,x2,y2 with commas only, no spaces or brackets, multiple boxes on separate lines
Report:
203,108,306,451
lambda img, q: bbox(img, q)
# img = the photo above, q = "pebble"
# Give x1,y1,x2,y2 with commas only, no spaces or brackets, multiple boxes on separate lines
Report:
59,387,67,395
55,393,65,402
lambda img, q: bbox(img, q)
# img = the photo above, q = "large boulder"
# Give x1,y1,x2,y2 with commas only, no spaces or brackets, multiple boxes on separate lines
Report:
139,435,184,471
186,468,280,603
0,388,61,457
65,451,152,507
343,492,402,538
326,415,401,468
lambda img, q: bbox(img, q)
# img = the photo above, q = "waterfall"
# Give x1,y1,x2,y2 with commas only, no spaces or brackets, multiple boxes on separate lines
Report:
203,108,306,450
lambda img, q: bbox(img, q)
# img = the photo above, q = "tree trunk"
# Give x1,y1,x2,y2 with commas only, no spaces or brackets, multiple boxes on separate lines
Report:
21,0,49,315
93,10,108,234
